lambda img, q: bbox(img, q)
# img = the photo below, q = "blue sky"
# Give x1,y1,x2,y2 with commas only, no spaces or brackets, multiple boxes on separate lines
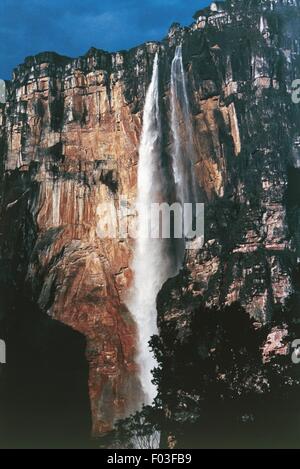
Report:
0,0,210,79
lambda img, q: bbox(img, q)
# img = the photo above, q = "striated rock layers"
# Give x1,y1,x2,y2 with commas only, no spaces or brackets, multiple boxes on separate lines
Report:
1,0,300,439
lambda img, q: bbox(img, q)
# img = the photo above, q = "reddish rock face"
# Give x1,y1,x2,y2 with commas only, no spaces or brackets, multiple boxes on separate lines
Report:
0,46,158,435
262,327,289,364
1,0,300,438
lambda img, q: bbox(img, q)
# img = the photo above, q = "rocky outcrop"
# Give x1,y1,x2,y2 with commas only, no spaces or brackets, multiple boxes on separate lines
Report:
1,0,300,440
164,0,300,323
156,0,300,448
0,45,156,436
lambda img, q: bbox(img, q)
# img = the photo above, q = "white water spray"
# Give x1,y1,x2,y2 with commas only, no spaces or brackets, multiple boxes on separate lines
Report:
128,47,200,407
52,180,61,227
128,53,177,405
170,45,198,225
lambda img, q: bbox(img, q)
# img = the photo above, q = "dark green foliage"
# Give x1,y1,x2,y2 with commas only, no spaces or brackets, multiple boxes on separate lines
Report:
107,301,300,448
149,301,300,448
103,406,163,449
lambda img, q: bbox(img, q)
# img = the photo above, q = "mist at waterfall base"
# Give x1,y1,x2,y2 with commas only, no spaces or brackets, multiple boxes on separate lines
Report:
127,46,199,410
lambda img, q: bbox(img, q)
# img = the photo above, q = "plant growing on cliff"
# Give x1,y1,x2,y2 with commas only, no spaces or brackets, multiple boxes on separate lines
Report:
150,301,300,448
111,406,163,449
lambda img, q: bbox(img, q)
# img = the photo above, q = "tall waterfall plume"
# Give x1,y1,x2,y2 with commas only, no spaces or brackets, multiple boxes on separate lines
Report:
128,53,177,405
171,45,204,254
170,44,198,239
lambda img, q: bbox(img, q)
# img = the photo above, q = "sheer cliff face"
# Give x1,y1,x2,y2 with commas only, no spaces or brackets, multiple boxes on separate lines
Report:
1,0,300,437
0,46,155,435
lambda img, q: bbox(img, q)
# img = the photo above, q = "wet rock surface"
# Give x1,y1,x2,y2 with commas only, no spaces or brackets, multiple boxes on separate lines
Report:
1,0,300,443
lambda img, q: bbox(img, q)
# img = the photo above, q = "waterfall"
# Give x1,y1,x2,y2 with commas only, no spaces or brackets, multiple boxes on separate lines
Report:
52,180,61,227
170,45,198,239
128,53,176,405
128,47,200,408
170,44,203,251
